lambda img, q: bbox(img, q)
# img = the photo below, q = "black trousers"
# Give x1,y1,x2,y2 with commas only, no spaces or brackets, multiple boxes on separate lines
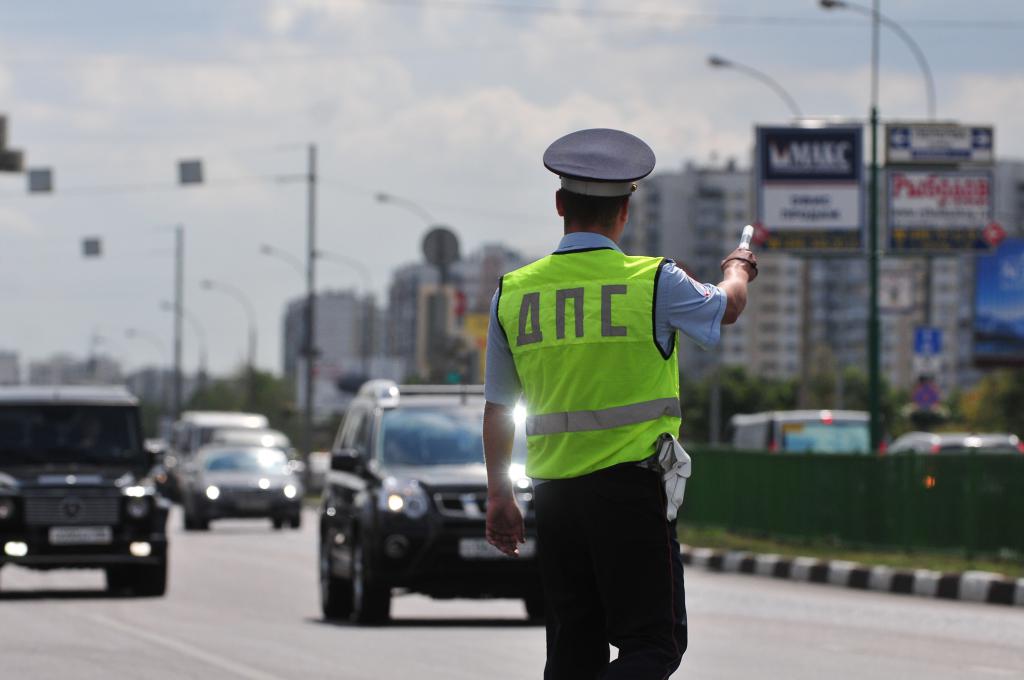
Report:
534,463,687,680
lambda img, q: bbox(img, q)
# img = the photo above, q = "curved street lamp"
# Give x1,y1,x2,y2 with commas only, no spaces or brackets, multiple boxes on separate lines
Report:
260,242,305,276
820,0,936,119
707,54,803,119
375,192,437,226
200,279,257,374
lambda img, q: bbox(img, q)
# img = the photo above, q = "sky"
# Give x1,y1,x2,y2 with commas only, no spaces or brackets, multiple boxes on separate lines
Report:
1,0,1022,376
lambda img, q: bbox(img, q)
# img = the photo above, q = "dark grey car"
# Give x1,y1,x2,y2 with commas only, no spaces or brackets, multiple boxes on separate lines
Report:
180,445,303,531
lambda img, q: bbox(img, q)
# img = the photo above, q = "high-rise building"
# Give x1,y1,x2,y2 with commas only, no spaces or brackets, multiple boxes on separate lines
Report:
385,243,531,381
282,289,401,420
0,351,19,385
27,354,123,386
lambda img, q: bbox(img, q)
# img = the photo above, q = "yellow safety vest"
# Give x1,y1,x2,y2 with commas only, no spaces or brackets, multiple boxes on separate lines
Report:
497,247,681,479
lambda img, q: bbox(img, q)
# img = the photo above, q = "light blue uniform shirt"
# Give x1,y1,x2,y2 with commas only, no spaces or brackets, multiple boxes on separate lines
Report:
485,232,728,407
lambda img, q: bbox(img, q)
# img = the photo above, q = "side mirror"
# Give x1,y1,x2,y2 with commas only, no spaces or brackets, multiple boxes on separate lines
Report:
331,448,362,473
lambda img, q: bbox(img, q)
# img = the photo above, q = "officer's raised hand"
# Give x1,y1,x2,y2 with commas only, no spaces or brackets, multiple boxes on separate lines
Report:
720,247,758,282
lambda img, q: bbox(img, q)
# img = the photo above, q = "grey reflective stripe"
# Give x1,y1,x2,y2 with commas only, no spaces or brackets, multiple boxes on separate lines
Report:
526,397,680,436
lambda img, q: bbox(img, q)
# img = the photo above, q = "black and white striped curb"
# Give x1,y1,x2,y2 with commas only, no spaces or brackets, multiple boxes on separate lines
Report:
681,545,1024,608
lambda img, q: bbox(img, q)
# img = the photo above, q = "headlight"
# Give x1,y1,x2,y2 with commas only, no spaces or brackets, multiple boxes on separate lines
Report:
0,498,15,521
205,485,221,501
283,484,298,499
379,477,429,519
126,497,150,519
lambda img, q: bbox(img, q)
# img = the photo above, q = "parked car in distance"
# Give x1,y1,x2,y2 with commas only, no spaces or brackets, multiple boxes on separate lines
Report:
888,432,1024,455
318,380,542,625
179,445,303,531
728,410,871,454
0,386,169,596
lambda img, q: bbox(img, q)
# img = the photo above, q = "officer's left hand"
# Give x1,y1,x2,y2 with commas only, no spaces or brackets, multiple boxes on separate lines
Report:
486,493,525,558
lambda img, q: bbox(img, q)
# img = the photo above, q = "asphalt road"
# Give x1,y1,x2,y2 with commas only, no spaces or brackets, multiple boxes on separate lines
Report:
2,508,1022,679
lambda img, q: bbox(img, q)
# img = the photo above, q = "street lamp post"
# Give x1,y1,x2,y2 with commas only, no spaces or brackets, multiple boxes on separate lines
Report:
200,279,258,408
706,56,808,440
161,300,208,388
707,55,803,119
173,225,185,418
821,0,937,450
125,327,170,415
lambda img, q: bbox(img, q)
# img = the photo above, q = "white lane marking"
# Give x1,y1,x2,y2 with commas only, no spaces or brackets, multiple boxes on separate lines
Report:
88,614,285,680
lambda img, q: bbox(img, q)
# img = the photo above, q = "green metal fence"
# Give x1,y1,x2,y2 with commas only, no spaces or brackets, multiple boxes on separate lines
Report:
682,449,1024,556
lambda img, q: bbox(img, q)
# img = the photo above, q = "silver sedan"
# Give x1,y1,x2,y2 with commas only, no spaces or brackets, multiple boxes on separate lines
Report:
179,445,303,531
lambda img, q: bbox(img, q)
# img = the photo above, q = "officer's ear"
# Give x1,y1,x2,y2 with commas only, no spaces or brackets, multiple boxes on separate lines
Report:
555,189,566,217
618,196,630,225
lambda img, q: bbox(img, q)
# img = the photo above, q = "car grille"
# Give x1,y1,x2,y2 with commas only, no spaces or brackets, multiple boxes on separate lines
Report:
23,490,121,526
432,490,534,520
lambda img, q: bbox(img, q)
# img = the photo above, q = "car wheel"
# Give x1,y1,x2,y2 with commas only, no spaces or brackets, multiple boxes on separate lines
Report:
320,533,353,620
523,587,547,622
272,518,284,530
128,560,168,597
290,514,302,530
351,540,390,625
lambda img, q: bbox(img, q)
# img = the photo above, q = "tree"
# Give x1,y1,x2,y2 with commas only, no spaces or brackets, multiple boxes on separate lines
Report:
186,368,303,445
959,368,1024,435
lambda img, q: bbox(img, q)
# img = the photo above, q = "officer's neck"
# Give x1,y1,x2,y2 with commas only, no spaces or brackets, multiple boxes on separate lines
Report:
563,223,623,243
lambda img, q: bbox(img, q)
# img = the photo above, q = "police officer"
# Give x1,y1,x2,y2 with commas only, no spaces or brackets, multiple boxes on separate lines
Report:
483,128,756,679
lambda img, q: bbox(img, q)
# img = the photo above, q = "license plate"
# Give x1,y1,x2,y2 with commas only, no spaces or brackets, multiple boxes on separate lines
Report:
458,538,536,560
48,526,113,546
236,497,269,511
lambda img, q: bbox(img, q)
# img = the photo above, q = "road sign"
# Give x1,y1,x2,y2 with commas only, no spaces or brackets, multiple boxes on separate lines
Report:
27,168,52,193
912,378,941,410
879,270,914,312
886,123,993,165
422,227,460,268
914,327,942,356
82,237,102,258
178,159,203,185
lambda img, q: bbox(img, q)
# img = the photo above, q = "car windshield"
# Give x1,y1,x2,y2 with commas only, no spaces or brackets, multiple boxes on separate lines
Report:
0,405,141,465
204,448,289,472
779,420,870,454
378,406,526,467
213,429,289,450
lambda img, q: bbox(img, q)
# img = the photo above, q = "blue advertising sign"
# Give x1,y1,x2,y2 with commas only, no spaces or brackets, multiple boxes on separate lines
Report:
914,327,943,356
754,125,864,251
974,239,1024,366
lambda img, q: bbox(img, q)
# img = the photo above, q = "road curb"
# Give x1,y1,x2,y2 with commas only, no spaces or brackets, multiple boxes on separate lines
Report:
680,544,1023,608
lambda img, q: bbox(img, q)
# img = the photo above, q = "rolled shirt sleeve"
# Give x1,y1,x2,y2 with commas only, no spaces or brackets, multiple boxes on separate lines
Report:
484,288,523,407
655,260,728,352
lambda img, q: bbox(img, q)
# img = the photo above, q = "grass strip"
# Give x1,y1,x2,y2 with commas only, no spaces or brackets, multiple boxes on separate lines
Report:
679,524,1024,580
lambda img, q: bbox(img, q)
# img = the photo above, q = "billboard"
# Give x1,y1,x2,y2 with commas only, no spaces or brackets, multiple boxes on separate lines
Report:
887,170,995,251
974,239,1024,366
754,125,863,251
886,123,993,165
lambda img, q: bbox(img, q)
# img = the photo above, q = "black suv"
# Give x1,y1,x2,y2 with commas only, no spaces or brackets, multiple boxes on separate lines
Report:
0,386,169,596
318,381,542,624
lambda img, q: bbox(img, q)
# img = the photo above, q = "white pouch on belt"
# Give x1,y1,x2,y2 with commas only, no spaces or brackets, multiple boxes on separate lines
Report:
656,433,693,522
